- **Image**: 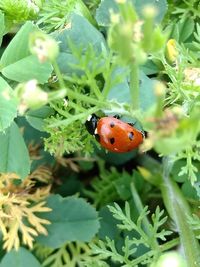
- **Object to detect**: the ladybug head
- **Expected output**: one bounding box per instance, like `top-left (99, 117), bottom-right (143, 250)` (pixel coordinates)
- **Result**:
top-left (85, 114), bottom-right (99, 135)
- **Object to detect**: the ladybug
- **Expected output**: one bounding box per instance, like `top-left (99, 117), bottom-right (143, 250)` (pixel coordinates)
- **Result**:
top-left (85, 114), bottom-right (144, 153)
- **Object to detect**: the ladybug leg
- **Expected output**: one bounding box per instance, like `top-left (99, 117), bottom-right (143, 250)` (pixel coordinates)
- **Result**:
top-left (113, 114), bottom-right (120, 119)
top-left (128, 122), bottom-right (135, 127)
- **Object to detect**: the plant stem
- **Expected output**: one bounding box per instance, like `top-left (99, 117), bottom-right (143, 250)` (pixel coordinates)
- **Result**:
top-left (130, 182), bottom-right (159, 249)
top-left (129, 63), bottom-right (139, 109)
top-left (49, 106), bottom-right (99, 128)
top-left (52, 60), bottom-right (66, 89)
top-left (161, 156), bottom-right (200, 267)
top-left (67, 89), bottom-right (106, 107)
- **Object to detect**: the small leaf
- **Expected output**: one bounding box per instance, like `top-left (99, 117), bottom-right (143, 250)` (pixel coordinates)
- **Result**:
top-left (178, 17), bottom-right (194, 42)
top-left (36, 195), bottom-right (100, 248)
top-left (0, 21), bottom-right (52, 83)
top-left (0, 122), bottom-right (30, 179)
top-left (0, 77), bottom-right (17, 131)
top-left (0, 247), bottom-right (41, 267)
top-left (2, 55), bottom-right (52, 84)
top-left (0, 22), bottom-right (36, 67)
top-left (26, 106), bottom-right (54, 132)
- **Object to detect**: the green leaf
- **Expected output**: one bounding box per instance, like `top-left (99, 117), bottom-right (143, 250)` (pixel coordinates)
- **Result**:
top-left (0, 11), bottom-right (5, 46)
top-left (0, 22), bottom-right (35, 67)
top-left (26, 106), bottom-right (54, 132)
top-left (178, 17), bottom-right (194, 42)
top-left (1, 55), bottom-right (52, 83)
top-left (95, 0), bottom-right (118, 26)
top-left (0, 77), bottom-right (17, 131)
top-left (56, 52), bottom-right (83, 76)
top-left (141, 59), bottom-right (159, 75)
top-left (108, 70), bottom-right (156, 111)
top-left (98, 206), bottom-right (119, 240)
top-left (0, 21), bottom-right (52, 83)
top-left (0, 247), bottom-right (41, 267)
top-left (0, 122), bottom-right (30, 179)
top-left (133, 0), bottom-right (168, 24)
top-left (95, 0), bottom-right (167, 26)
top-left (36, 195), bottom-right (100, 248)
top-left (54, 13), bottom-right (107, 54)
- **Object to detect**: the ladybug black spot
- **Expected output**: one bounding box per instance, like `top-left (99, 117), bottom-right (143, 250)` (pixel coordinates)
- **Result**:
top-left (110, 137), bottom-right (115, 145)
top-left (110, 122), bottom-right (115, 128)
top-left (128, 132), bottom-right (134, 141)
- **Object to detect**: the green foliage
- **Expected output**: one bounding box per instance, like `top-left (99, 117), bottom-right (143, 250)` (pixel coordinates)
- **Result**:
top-left (0, 247), bottom-right (41, 267)
top-left (37, 0), bottom-right (95, 32)
top-left (36, 195), bottom-right (100, 248)
top-left (0, 122), bottom-right (30, 179)
top-left (0, 22), bottom-right (52, 83)
top-left (0, 0), bottom-right (200, 266)
top-left (0, 0), bottom-right (42, 25)
top-left (34, 241), bottom-right (108, 267)
top-left (188, 213), bottom-right (200, 239)
top-left (0, 77), bottom-right (17, 131)
top-left (91, 202), bottom-right (172, 266)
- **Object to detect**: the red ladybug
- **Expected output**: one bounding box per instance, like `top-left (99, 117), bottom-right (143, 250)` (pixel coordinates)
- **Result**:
top-left (85, 114), bottom-right (144, 153)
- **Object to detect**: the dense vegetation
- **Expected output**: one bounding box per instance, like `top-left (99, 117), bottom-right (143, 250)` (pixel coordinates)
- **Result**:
top-left (0, 0), bottom-right (200, 266)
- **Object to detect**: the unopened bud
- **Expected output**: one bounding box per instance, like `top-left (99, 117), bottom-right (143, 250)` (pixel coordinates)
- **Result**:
top-left (29, 32), bottom-right (59, 63)
top-left (142, 5), bottom-right (157, 19)
top-left (16, 79), bottom-right (48, 114)
top-left (151, 252), bottom-right (186, 267)
top-left (154, 82), bottom-right (166, 96)
top-left (166, 39), bottom-right (178, 63)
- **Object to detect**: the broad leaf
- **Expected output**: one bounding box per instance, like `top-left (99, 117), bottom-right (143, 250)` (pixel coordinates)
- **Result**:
top-left (2, 55), bottom-right (52, 83)
top-left (0, 122), bottom-right (30, 179)
top-left (96, 0), bottom-right (167, 26)
top-left (54, 13), bottom-right (106, 53)
top-left (36, 194), bottom-right (100, 248)
top-left (0, 247), bottom-right (41, 267)
top-left (0, 77), bottom-right (17, 131)
top-left (26, 106), bottom-right (54, 132)
top-left (0, 22), bottom-right (52, 83)
top-left (108, 69), bottom-right (156, 111)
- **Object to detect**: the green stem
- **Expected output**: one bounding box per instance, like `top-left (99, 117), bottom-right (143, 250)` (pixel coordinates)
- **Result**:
top-left (130, 63), bottom-right (139, 109)
top-left (49, 106), bottom-right (99, 128)
top-left (160, 156), bottom-right (200, 267)
top-left (52, 60), bottom-right (66, 89)
top-left (67, 89), bottom-right (106, 107)
top-left (159, 237), bottom-right (180, 252)
top-left (130, 183), bottom-right (159, 249)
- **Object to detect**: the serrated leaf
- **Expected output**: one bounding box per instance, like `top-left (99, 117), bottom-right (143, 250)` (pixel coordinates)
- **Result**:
top-left (0, 77), bottom-right (17, 131)
top-left (0, 122), bottom-right (30, 179)
top-left (0, 22), bottom-right (52, 83)
top-left (26, 106), bottom-right (54, 132)
top-left (0, 247), bottom-right (41, 267)
top-left (36, 195), bottom-right (100, 248)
